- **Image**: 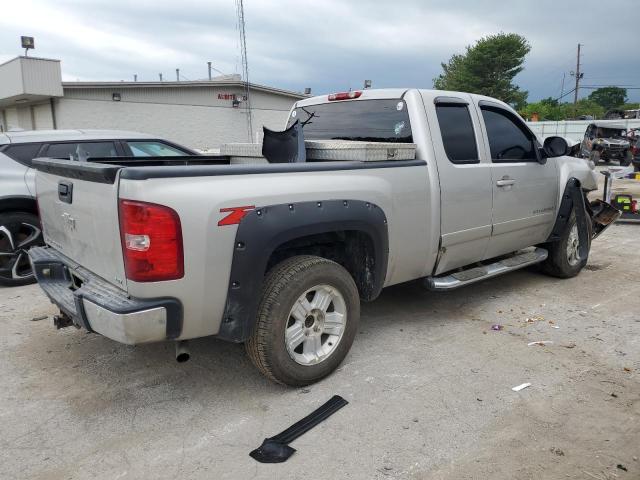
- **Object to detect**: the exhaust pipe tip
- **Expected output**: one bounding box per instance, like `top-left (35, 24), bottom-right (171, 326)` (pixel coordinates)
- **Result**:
top-left (176, 352), bottom-right (190, 363)
top-left (175, 341), bottom-right (190, 363)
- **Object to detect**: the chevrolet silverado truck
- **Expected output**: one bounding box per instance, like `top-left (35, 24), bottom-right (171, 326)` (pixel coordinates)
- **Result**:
top-left (29, 89), bottom-right (618, 386)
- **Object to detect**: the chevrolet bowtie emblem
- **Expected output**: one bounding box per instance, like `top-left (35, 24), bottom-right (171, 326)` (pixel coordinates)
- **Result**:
top-left (61, 212), bottom-right (76, 231)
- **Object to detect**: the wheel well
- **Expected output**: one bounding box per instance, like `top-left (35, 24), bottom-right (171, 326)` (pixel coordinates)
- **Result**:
top-left (267, 230), bottom-right (380, 301)
top-left (0, 197), bottom-right (37, 215)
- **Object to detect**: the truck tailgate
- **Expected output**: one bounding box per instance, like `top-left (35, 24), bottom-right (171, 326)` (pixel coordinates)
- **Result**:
top-left (35, 163), bottom-right (127, 290)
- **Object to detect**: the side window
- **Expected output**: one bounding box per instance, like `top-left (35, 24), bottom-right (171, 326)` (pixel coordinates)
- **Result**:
top-left (481, 107), bottom-right (537, 161)
top-left (45, 142), bottom-right (118, 161)
top-left (127, 141), bottom-right (189, 157)
top-left (435, 104), bottom-right (479, 164)
top-left (2, 143), bottom-right (43, 167)
top-left (585, 126), bottom-right (594, 139)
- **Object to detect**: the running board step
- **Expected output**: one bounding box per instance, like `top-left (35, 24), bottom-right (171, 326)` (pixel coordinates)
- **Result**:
top-left (425, 247), bottom-right (548, 290)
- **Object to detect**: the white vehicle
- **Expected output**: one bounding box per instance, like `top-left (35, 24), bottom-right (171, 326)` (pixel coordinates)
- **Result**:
top-left (29, 89), bottom-right (618, 386)
top-left (0, 129), bottom-right (196, 285)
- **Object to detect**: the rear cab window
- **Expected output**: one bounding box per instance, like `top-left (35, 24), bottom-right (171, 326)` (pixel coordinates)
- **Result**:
top-left (287, 99), bottom-right (413, 143)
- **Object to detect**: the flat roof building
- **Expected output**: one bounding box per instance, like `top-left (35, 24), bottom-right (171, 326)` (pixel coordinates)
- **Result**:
top-left (0, 56), bottom-right (306, 150)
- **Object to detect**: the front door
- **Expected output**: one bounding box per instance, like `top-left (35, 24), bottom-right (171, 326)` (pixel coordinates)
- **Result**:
top-left (477, 103), bottom-right (558, 259)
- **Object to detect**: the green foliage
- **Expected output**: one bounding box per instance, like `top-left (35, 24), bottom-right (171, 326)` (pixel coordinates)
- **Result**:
top-left (587, 87), bottom-right (628, 110)
top-left (433, 33), bottom-right (531, 109)
top-left (519, 99), bottom-right (605, 121)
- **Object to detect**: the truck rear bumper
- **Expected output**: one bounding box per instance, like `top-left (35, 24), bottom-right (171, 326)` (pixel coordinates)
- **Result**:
top-left (29, 246), bottom-right (183, 345)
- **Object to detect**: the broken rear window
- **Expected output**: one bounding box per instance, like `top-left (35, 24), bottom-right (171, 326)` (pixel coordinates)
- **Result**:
top-left (287, 99), bottom-right (413, 143)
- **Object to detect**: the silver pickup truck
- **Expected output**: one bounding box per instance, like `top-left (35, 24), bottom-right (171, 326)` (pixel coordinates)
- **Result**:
top-left (29, 88), bottom-right (618, 386)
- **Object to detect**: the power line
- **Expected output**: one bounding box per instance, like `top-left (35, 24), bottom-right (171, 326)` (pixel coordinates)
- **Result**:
top-left (581, 86), bottom-right (640, 90)
top-left (554, 87), bottom-right (576, 102)
top-left (581, 84), bottom-right (640, 88)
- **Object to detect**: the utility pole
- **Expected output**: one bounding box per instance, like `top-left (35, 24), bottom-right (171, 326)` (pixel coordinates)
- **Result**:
top-left (573, 43), bottom-right (582, 105)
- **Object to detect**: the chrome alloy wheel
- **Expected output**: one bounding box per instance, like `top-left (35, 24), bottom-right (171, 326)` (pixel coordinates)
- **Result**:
top-left (566, 223), bottom-right (581, 267)
top-left (0, 222), bottom-right (42, 282)
top-left (284, 284), bottom-right (347, 365)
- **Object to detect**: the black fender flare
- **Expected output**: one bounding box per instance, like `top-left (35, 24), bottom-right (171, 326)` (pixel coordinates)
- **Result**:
top-left (545, 178), bottom-right (589, 259)
top-left (217, 199), bottom-right (389, 342)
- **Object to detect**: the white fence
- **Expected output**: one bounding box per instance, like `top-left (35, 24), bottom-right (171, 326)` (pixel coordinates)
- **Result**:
top-left (526, 119), bottom-right (640, 141)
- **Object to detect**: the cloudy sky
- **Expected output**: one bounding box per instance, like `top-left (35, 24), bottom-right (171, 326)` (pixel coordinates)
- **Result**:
top-left (1, 0), bottom-right (638, 102)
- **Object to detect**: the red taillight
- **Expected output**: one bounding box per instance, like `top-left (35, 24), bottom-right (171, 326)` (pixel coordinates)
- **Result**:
top-left (118, 199), bottom-right (183, 282)
top-left (328, 91), bottom-right (362, 101)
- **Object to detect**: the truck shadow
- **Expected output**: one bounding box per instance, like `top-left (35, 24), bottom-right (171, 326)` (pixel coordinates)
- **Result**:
top-left (18, 266), bottom-right (560, 401)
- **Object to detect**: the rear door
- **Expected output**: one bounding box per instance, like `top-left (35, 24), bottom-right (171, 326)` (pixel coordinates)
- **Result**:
top-left (476, 101), bottom-right (558, 259)
top-left (421, 92), bottom-right (493, 274)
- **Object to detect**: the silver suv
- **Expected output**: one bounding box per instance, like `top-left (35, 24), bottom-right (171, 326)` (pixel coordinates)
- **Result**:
top-left (0, 129), bottom-right (195, 286)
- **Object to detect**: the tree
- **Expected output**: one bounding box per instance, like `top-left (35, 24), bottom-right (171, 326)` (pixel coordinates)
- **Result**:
top-left (434, 33), bottom-right (531, 109)
top-left (587, 87), bottom-right (627, 111)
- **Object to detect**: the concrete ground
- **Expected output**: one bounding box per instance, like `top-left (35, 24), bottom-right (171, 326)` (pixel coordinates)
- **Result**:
top-left (1, 174), bottom-right (639, 480)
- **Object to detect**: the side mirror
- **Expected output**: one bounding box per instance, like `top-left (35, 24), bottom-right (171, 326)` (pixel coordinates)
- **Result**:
top-left (542, 136), bottom-right (569, 158)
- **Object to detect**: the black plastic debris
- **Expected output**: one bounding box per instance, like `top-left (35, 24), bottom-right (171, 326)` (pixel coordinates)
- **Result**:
top-left (250, 395), bottom-right (348, 463)
top-left (261, 120), bottom-right (306, 164)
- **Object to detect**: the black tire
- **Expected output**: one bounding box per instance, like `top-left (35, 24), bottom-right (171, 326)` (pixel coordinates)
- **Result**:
top-left (620, 151), bottom-right (632, 167)
top-left (589, 150), bottom-right (600, 164)
top-left (0, 211), bottom-right (43, 287)
top-left (540, 212), bottom-right (590, 278)
top-left (246, 255), bottom-right (360, 386)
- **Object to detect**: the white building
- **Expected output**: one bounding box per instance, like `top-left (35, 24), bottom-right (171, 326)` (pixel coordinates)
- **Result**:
top-left (0, 56), bottom-right (306, 150)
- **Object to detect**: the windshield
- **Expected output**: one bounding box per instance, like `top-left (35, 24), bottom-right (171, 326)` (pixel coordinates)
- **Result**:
top-left (286, 99), bottom-right (413, 143)
top-left (596, 128), bottom-right (626, 138)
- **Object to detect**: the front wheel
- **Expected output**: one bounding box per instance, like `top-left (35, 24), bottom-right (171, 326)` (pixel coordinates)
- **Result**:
top-left (540, 212), bottom-right (590, 278)
top-left (246, 255), bottom-right (360, 386)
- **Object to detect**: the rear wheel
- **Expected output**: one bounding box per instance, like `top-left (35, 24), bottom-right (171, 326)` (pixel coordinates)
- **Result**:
top-left (246, 255), bottom-right (360, 386)
top-left (541, 212), bottom-right (589, 278)
top-left (0, 212), bottom-right (43, 287)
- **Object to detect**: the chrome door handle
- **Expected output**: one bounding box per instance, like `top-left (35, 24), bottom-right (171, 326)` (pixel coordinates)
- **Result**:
top-left (496, 178), bottom-right (515, 187)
